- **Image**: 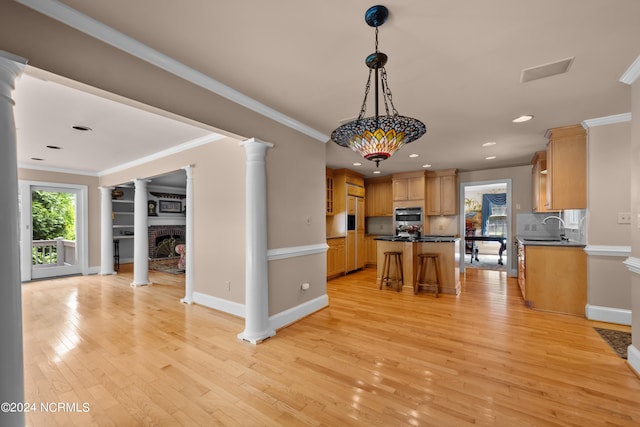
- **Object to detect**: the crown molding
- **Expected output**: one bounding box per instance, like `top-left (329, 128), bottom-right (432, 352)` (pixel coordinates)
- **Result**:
top-left (16, 0), bottom-right (329, 143)
top-left (581, 113), bottom-right (632, 129)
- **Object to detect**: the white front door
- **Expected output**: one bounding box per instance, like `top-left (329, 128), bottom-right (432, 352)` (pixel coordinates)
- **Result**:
top-left (19, 181), bottom-right (88, 281)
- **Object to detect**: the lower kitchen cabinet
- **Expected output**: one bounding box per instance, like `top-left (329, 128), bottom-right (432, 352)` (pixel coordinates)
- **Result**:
top-left (520, 244), bottom-right (587, 316)
top-left (365, 235), bottom-right (378, 267)
top-left (327, 238), bottom-right (346, 279)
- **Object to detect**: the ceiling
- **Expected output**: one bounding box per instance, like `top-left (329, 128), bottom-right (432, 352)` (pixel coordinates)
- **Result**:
top-left (11, 0), bottom-right (640, 180)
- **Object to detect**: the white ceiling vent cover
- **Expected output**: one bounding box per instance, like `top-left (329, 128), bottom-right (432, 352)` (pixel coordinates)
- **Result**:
top-left (520, 57), bottom-right (575, 83)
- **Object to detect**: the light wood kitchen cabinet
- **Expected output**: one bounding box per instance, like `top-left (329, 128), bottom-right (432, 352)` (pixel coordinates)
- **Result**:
top-left (365, 176), bottom-right (393, 216)
top-left (531, 151), bottom-right (556, 213)
top-left (426, 169), bottom-right (457, 215)
top-left (365, 235), bottom-right (378, 266)
top-left (326, 168), bottom-right (334, 215)
top-left (545, 125), bottom-right (587, 210)
top-left (392, 171), bottom-right (426, 201)
top-left (519, 244), bottom-right (587, 316)
top-left (326, 238), bottom-right (346, 279)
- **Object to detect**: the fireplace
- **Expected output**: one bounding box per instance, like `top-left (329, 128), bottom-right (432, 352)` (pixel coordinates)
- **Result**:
top-left (148, 225), bottom-right (185, 259)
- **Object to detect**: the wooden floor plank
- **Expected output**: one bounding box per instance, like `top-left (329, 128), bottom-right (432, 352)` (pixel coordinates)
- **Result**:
top-left (20, 265), bottom-right (640, 426)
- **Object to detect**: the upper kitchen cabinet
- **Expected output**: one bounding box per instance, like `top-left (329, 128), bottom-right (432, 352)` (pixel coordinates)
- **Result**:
top-left (545, 125), bottom-right (587, 210)
top-left (531, 151), bottom-right (556, 213)
top-left (426, 169), bottom-right (458, 216)
top-left (326, 168), bottom-right (335, 215)
top-left (365, 176), bottom-right (393, 217)
top-left (392, 171), bottom-right (426, 202)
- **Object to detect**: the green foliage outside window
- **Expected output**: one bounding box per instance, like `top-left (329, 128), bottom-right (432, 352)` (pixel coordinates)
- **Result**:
top-left (31, 190), bottom-right (76, 241)
top-left (31, 191), bottom-right (76, 265)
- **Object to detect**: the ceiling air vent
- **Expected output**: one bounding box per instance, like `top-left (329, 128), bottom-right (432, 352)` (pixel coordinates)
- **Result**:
top-left (520, 57), bottom-right (575, 83)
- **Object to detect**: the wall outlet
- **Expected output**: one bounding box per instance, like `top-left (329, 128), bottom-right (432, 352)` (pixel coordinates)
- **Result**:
top-left (618, 212), bottom-right (631, 224)
top-left (301, 282), bottom-right (310, 291)
top-left (225, 280), bottom-right (230, 291)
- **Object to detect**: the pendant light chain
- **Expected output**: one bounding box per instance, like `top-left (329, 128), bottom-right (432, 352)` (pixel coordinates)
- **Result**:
top-left (380, 68), bottom-right (399, 116)
top-left (357, 69), bottom-right (373, 120)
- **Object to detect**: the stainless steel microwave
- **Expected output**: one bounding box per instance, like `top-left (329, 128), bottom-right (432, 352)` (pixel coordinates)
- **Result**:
top-left (394, 207), bottom-right (423, 223)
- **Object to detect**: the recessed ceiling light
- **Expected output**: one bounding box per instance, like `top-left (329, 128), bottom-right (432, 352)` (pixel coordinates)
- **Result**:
top-left (422, 164), bottom-right (432, 168)
top-left (485, 156), bottom-right (497, 160)
top-left (373, 170), bottom-right (381, 174)
top-left (353, 162), bottom-right (362, 166)
top-left (46, 145), bottom-right (61, 150)
top-left (512, 115), bottom-right (533, 123)
top-left (72, 125), bottom-right (92, 131)
top-left (482, 142), bottom-right (496, 147)
top-left (409, 153), bottom-right (419, 158)
top-left (31, 157), bottom-right (44, 161)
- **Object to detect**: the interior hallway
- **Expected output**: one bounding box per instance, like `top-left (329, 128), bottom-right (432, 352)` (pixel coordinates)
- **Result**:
top-left (21, 266), bottom-right (639, 426)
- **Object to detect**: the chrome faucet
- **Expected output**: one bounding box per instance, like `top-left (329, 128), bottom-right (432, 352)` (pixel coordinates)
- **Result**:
top-left (542, 215), bottom-right (566, 227)
top-left (542, 215), bottom-right (567, 239)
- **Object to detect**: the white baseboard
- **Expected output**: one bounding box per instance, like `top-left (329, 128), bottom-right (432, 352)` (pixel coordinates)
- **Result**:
top-left (191, 291), bottom-right (329, 332)
top-left (193, 292), bottom-right (245, 318)
top-left (269, 294), bottom-right (329, 331)
top-left (628, 345), bottom-right (640, 376)
top-left (585, 304), bottom-right (632, 325)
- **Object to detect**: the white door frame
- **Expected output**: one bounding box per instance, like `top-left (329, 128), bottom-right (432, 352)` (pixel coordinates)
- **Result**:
top-left (458, 179), bottom-right (515, 277)
top-left (19, 180), bottom-right (89, 281)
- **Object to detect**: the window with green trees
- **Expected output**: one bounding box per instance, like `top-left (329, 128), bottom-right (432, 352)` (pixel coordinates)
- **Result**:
top-left (31, 190), bottom-right (76, 265)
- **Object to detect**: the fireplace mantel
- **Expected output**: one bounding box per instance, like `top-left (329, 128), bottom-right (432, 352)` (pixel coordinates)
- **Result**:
top-left (148, 216), bottom-right (185, 226)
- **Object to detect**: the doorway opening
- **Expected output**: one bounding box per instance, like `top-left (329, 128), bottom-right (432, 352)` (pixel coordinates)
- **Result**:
top-left (19, 181), bottom-right (88, 281)
top-left (460, 180), bottom-right (511, 274)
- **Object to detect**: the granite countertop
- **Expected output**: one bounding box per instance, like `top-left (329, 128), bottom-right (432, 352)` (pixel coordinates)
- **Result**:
top-left (375, 235), bottom-right (459, 243)
top-left (517, 237), bottom-right (586, 247)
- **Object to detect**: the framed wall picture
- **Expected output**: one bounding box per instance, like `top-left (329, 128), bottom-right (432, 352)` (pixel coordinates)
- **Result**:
top-left (159, 200), bottom-right (182, 213)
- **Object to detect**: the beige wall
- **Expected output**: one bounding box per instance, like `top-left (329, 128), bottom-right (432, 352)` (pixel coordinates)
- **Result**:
top-left (586, 122), bottom-right (631, 311)
top-left (587, 123), bottom-right (631, 245)
top-left (17, 169), bottom-right (101, 268)
top-left (3, 1), bottom-right (328, 321)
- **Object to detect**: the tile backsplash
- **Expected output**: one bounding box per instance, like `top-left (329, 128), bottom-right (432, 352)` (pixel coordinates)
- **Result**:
top-left (516, 209), bottom-right (586, 243)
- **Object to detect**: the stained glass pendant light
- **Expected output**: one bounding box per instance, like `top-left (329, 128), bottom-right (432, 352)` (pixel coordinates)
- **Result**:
top-left (331, 5), bottom-right (426, 167)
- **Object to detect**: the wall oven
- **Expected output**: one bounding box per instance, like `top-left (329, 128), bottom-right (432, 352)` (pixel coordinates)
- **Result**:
top-left (394, 207), bottom-right (423, 236)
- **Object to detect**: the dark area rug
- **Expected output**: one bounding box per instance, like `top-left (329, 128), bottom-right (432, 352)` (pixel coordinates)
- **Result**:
top-left (149, 264), bottom-right (184, 275)
top-left (594, 327), bottom-right (632, 359)
top-left (464, 254), bottom-right (506, 271)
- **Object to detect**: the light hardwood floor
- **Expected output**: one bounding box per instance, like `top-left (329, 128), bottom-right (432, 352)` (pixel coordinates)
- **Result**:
top-left (20, 265), bottom-right (639, 426)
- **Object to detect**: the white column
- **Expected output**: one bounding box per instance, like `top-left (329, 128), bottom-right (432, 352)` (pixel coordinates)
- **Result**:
top-left (181, 165), bottom-right (195, 304)
top-left (99, 186), bottom-right (115, 275)
top-left (238, 138), bottom-right (275, 344)
top-left (0, 50), bottom-right (26, 427)
top-left (132, 178), bottom-right (150, 286)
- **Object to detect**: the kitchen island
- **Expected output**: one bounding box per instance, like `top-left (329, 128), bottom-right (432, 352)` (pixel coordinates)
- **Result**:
top-left (375, 236), bottom-right (461, 295)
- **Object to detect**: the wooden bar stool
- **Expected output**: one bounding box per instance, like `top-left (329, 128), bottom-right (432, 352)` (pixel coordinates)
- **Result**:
top-left (415, 253), bottom-right (441, 297)
top-left (380, 251), bottom-right (403, 291)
